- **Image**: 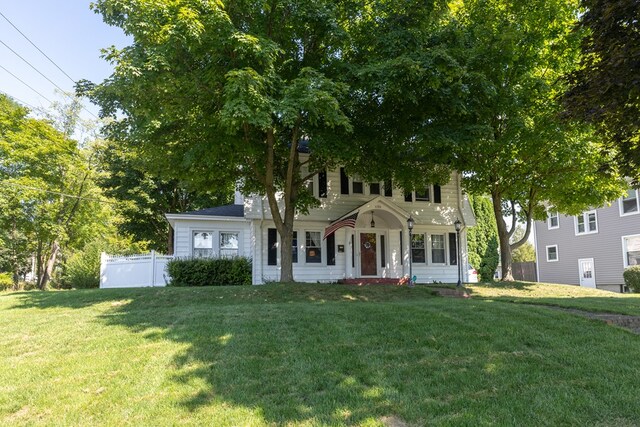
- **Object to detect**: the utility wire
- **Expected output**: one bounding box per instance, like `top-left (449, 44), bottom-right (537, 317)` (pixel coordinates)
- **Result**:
top-left (0, 10), bottom-right (76, 85)
top-left (0, 35), bottom-right (99, 119)
top-left (0, 39), bottom-right (68, 94)
top-left (0, 63), bottom-right (53, 103)
top-left (0, 89), bottom-right (36, 109)
top-left (0, 181), bottom-right (118, 206)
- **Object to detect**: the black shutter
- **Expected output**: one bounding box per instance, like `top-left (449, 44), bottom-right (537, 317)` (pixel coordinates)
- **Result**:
top-left (434, 185), bottom-right (441, 203)
top-left (449, 233), bottom-right (457, 265)
top-left (340, 168), bottom-right (349, 194)
top-left (319, 170), bottom-right (327, 198)
top-left (351, 234), bottom-right (355, 268)
top-left (404, 190), bottom-right (413, 202)
top-left (400, 231), bottom-right (403, 265)
top-left (268, 228), bottom-right (278, 265)
top-left (327, 233), bottom-right (336, 265)
top-left (380, 234), bottom-right (386, 268)
top-left (384, 180), bottom-right (393, 197)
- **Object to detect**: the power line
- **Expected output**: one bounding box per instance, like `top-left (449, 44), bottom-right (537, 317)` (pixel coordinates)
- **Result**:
top-left (0, 63), bottom-right (53, 104)
top-left (0, 89), bottom-right (36, 109)
top-left (0, 181), bottom-right (118, 206)
top-left (0, 38), bottom-right (68, 94)
top-left (0, 37), bottom-right (99, 119)
top-left (0, 10), bottom-right (76, 85)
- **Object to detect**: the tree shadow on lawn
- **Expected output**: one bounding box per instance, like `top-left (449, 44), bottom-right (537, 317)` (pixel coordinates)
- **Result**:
top-left (11, 286), bottom-right (640, 425)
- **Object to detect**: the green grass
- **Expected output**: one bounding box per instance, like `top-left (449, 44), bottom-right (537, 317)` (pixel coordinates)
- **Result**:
top-left (469, 281), bottom-right (640, 315)
top-left (1, 283), bottom-right (640, 426)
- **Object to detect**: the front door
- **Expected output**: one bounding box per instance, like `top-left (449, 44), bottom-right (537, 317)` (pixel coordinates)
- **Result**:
top-left (360, 233), bottom-right (377, 276)
top-left (578, 258), bottom-right (596, 288)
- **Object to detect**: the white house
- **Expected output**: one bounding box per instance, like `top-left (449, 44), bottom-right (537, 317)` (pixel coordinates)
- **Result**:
top-left (165, 169), bottom-right (476, 284)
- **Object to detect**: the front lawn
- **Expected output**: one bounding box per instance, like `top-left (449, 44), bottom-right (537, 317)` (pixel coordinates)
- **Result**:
top-left (469, 281), bottom-right (640, 315)
top-left (1, 283), bottom-right (640, 425)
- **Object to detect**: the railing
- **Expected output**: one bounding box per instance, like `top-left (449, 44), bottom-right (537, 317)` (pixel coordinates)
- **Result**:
top-left (100, 251), bottom-right (173, 288)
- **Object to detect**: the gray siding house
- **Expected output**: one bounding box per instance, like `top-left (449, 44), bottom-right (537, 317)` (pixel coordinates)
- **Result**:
top-left (534, 189), bottom-right (640, 293)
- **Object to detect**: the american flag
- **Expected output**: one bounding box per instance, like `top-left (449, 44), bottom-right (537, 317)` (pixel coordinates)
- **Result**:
top-left (323, 212), bottom-right (358, 239)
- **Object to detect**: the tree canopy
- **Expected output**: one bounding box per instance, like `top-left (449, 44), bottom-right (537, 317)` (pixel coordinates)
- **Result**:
top-left (563, 0), bottom-right (640, 182)
top-left (83, 0), bottom-right (454, 282)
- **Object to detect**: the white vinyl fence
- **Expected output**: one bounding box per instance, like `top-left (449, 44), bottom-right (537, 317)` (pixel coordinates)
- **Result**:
top-left (100, 251), bottom-right (173, 288)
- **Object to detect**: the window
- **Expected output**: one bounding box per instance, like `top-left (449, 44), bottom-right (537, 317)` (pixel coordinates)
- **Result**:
top-left (548, 212), bottom-right (559, 229)
top-left (546, 245), bottom-right (558, 262)
top-left (306, 231), bottom-right (322, 263)
top-left (369, 183), bottom-right (380, 195)
top-left (411, 234), bottom-right (426, 263)
top-left (623, 235), bottom-right (640, 267)
top-left (193, 231), bottom-right (214, 257)
top-left (415, 188), bottom-right (430, 201)
top-left (384, 180), bottom-right (393, 197)
top-left (620, 189), bottom-right (639, 216)
top-left (352, 179), bottom-right (364, 194)
top-left (431, 234), bottom-right (446, 264)
top-left (220, 232), bottom-right (239, 257)
top-left (575, 210), bottom-right (598, 235)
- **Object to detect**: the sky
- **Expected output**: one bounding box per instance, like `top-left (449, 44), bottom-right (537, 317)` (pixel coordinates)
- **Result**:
top-left (0, 1), bottom-right (130, 120)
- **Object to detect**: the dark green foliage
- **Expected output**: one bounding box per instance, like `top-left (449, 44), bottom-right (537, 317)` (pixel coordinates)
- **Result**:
top-left (563, 0), bottom-right (640, 182)
top-left (623, 266), bottom-right (640, 293)
top-left (167, 257), bottom-right (252, 287)
top-left (468, 195), bottom-right (500, 282)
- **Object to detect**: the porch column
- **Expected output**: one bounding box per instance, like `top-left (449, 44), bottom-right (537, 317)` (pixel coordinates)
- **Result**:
top-left (403, 227), bottom-right (411, 277)
top-left (345, 228), bottom-right (354, 278)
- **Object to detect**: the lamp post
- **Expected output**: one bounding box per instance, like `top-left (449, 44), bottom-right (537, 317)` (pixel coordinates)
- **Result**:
top-left (407, 216), bottom-right (414, 287)
top-left (454, 218), bottom-right (462, 287)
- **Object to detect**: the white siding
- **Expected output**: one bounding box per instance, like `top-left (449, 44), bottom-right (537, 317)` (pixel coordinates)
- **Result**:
top-left (173, 218), bottom-right (251, 258)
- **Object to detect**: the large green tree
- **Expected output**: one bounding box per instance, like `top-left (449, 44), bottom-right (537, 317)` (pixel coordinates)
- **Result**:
top-left (96, 139), bottom-right (232, 253)
top-left (0, 95), bottom-right (108, 288)
top-left (82, 0), bottom-right (451, 282)
top-left (447, 0), bottom-right (625, 280)
top-left (563, 0), bottom-right (640, 182)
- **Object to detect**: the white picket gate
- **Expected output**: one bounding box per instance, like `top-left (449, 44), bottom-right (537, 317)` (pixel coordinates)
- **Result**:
top-left (100, 251), bottom-right (173, 288)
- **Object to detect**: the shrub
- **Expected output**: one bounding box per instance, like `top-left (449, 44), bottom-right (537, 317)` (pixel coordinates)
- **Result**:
top-left (0, 273), bottom-right (13, 291)
top-left (623, 266), bottom-right (640, 293)
top-left (167, 257), bottom-right (252, 287)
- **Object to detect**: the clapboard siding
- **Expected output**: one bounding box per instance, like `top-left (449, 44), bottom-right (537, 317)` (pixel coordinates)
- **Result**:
top-left (535, 198), bottom-right (640, 290)
top-left (173, 219), bottom-right (251, 258)
top-left (244, 171), bottom-right (474, 227)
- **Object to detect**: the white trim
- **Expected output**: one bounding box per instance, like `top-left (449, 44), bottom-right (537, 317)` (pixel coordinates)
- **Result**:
top-left (574, 210), bottom-right (598, 236)
top-left (621, 234), bottom-right (640, 268)
top-left (545, 244), bottom-right (559, 262)
top-left (619, 189), bottom-right (640, 217)
top-left (578, 258), bottom-right (596, 288)
top-left (429, 233), bottom-right (447, 265)
top-left (547, 211), bottom-right (559, 230)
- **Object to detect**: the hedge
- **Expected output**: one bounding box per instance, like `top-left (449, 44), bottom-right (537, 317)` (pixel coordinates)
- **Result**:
top-left (623, 266), bottom-right (640, 293)
top-left (167, 257), bottom-right (252, 287)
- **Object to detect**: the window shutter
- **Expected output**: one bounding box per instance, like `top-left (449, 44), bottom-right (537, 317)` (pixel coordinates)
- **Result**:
top-left (267, 228), bottom-right (277, 265)
top-left (384, 180), bottom-right (393, 197)
top-left (327, 233), bottom-right (336, 265)
top-left (434, 185), bottom-right (441, 203)
top-left (449, 233), bottom-right (457, 265)
top-left (319, 170), bottom-right (327, 198)
top-left (340, 168), bottom-right (349, 195)
top-left (400, 231), bottom-right (403, 265)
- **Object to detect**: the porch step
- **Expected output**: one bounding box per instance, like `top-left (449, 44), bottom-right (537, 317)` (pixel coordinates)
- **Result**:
top-left (338, 278), bottom-right (400, 285)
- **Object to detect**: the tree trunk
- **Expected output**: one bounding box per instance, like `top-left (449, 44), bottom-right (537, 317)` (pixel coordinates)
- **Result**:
top-left (39, 241), bottom-right (60, 290)
top-left (36, 239), bottom-right (43, 286)
top-left (491, 192), bottom-right (514, 281)
top-left (167, 227), bottom-right (174, 255)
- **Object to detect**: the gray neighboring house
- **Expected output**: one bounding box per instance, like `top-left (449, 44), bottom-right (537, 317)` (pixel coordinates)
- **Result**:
top-left (534, 189), bottom-right (640, 293)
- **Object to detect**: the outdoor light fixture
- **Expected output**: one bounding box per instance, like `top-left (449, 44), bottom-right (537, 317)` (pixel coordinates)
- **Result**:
top-left (370, 212), bottom-right (376, 228)
top-left (454, 218), bottom-right (462, 287)
top-left (407, 216), bottom-right (414, 287)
